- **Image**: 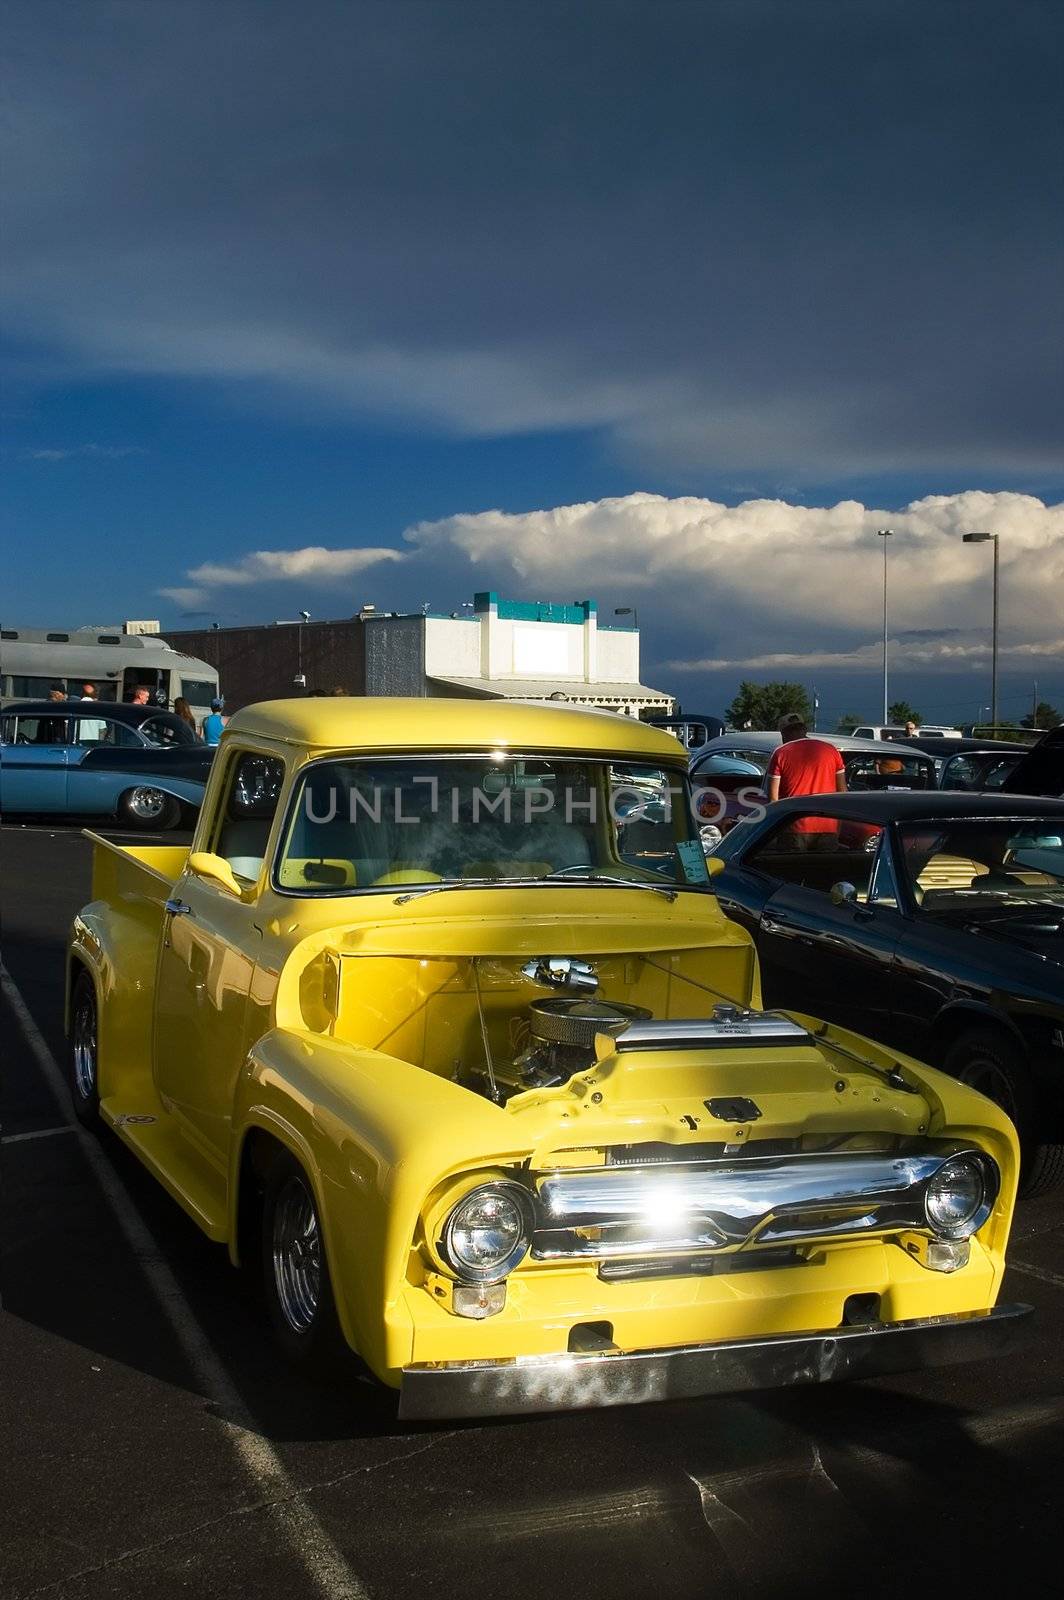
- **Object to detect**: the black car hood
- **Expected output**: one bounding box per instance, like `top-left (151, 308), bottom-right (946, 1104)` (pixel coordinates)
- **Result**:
top-left (78, 745), bottom-right (215, 782)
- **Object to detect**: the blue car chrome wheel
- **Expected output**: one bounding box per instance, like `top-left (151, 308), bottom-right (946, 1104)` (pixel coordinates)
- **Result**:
top-left (118, 786), bottom-right (181, 830)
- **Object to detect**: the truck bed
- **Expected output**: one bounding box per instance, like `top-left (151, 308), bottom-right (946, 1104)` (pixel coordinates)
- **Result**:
top-left (86, 831), bottom-right (190, 904)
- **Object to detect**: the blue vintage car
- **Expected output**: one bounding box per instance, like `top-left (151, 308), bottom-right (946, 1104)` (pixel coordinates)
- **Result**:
top-left (0, 700), bottom-right (214, 829)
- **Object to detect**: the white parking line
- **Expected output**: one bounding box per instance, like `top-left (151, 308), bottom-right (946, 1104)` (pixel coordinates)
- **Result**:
top-left (1008, 1259), bottom-right (1064, 1291)
top-left (0, 961), bottom-right (369, 1600)
top-left (2, 1124), bottom-right (78, 1144)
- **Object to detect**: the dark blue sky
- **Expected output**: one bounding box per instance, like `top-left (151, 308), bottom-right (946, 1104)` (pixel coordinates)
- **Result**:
top-left (3, 0), bottom-right (1062, 723)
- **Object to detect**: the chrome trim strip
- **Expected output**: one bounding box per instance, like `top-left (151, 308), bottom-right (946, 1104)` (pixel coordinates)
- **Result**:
top-left (531, 1148), bottom-right (996, 1260)
top-left (613, 1013), bottom-right (812, 1050)
top-left (398, 1303), bottom-right (1032, 1420)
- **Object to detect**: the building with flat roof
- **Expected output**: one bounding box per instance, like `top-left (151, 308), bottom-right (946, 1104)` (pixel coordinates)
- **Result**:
top-left (163, 592), bottom-right (672, 716)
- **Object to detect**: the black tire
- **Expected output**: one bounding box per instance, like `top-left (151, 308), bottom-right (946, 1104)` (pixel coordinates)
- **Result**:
top-left (117, 786), bottom-right (181, 831)
top-left (68, 969), bottom-right (101, 1128)
top-left (261, 1150), bottom-right (349, 1375)
top-left (943, 1027), bottom-right (1064, 1198)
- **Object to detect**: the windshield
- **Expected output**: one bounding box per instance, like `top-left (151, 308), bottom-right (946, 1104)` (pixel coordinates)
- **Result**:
top-left (138, 713), bottom-right (197, 747)
top-left (275, 754), bottom-right (710, 895)
top-left (844, 751), bottom-right (933, 791)
top-left (940, 753), bottom-right (1020, 792)
top-left (898, 819), bottom-right (1064, 914)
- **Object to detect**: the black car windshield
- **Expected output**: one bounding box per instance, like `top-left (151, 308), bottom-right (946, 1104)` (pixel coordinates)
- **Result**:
top-left (898, 820), bottom-right (1064, 914)
top-left (138, 713), bottom-right (198, 747)
top-left (275, 754), bottom-right (710, 895)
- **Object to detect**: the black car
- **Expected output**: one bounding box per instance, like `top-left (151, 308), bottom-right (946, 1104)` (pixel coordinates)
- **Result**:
top-left (0, 699), bottom-right (215, 828)
top-left (710, 792), bottom-right (1064, 1193)
top-left (999, 725), bottom-right (1064, 797)
top-left (890, 735), bottom-right (1026, 790)
top-left (937, 745), bottom-right (1025, 792)
top-left (644, 712), bottom-right (726, 750)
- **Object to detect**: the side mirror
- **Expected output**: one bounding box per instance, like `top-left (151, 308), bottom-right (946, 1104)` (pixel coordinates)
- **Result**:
top-left (830, 880), bottom-right (858, 906)
top-left (188, 850), bottom-right (246, 898)
top-left (705, 856), bottom-right (726, 878)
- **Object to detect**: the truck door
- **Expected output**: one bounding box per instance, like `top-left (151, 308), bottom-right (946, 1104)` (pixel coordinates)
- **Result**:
top-left (153, 748), bottom-right (286, 1168)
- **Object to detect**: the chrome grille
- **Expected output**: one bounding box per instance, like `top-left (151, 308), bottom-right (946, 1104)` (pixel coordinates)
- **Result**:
top-left (531, 1148), bottom-right (981, 1261)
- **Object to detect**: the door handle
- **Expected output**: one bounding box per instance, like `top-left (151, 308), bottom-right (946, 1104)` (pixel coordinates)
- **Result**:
top-left (165, 897), bottom-right (192, 917)
top-left (762, 911), bottom-right (813, 944)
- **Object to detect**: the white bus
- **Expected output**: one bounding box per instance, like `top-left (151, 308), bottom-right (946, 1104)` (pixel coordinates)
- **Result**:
top-left (0, 626), bottom-right (220, 721)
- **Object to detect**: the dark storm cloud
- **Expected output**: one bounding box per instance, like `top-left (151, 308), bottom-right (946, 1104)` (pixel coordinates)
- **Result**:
top-left (3, 0), bottom-right (1062, 474)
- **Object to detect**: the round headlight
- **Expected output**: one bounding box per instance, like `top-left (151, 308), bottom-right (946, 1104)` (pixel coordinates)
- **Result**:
top-left (441, 1182), bottom-right (534, 1282)
top-left (924, 1153), bottom-right (996, 1240)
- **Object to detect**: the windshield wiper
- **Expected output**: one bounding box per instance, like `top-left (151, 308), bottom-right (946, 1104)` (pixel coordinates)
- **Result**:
top-left (394, 873), bottom-right (678, 904)
top-left (393, 877), bottom-right (508, 903)
top-left (539, 870), bottom-right (678, 901)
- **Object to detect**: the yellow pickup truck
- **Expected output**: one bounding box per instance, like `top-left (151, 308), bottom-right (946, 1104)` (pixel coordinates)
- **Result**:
top-left (67, 698), bottom-right (1028, 1419)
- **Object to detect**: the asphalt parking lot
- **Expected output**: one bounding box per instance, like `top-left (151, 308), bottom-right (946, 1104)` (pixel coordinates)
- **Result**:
top-left (3, 819), bottom-right (1063, 1600)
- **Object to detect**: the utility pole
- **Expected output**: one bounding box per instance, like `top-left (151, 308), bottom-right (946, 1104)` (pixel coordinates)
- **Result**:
top-left (962, 532), bottom-right (1000, 729)
top-left (875, 529), bottom-right (893, 722)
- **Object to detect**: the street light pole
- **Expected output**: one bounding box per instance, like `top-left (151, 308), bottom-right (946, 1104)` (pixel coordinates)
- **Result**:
top-left (875, 529), bottom-right (893, 723)
top-left (962, 531), bottom-right (999, 728)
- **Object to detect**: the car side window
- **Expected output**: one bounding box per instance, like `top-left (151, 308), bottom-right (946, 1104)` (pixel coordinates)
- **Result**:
top-left (941, 755), bottom-right (977, 790)
top-left (139, 715), bottom-right (186, 746)
top-left (745, 815), bottom-right (883, 898)
top-left (985, 758), bottom-right (1017, 789)
top-left (74, 716), bottom-right (137, 746)
top-left (846, 754), bottom-right (932, 791)
top-left (11, 715), bottom-right (72, 745)
top-left (867, 834), bottom-right (901, 908)
top-left (213, 752), bottom-right (286, 884)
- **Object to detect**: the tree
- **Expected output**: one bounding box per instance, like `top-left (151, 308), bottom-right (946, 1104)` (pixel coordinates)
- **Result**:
top-left (836, 711), bottom-right (861, 733)
top-left (1021, 701), bottom-right (1061, 730)
top-left (725, 681), bottom-right (813, 731)
top-left (888, 701), bottom-right (920, 726)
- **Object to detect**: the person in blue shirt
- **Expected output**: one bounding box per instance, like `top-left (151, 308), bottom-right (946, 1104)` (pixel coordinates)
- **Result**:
top-left (201, 697), bottom-right (227, 746)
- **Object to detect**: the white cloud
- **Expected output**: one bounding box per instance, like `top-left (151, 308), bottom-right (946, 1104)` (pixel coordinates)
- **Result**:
top-left (665, 636), bottom-right (1064, 674)
top-left (406, 489), bottom-right (1064, 646)
top-left (157, 585), bottom-right (208, 608)
top-left (171, 544), bottom-right (407, 592)
top-left (28, 443), bottom-right (145, 461)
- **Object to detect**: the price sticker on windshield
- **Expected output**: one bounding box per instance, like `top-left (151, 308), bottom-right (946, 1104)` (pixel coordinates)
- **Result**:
top-left (677, 839), bottom-right (712, 884)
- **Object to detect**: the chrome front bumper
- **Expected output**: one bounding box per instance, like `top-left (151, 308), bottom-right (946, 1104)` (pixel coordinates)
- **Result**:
top-left (398, 1303), bottom-right (1032, 1421)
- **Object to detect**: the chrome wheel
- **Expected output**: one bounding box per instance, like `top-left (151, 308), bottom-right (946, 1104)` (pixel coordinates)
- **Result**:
top-left (72, 987), bottom-right (97, 1101)
top-left (272, 1175), bottom-right (322, 1334)
top-left (128, 786), bottom-right (167, 822)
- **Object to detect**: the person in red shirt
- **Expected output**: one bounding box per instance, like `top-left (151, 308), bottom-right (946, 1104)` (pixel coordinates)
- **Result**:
top-left (766, 713), bottom-right (846, 848)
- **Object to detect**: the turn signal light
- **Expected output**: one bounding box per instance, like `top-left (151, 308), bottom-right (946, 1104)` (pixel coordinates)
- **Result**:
top-left (453, 1283), bottom-right (507, 1319)
top-left (926, 1239), bottom-right (970, 1273)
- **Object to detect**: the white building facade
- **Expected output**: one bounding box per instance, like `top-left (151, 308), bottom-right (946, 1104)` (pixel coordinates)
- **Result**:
top-left (364, 592), bottom-right (672, 717)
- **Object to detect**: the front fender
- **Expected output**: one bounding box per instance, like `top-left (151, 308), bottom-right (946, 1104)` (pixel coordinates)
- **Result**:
top-left (789, 1011), bottom-right (1022, 1288)
top-left (233, 1029), bottom-right (528, 1380)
